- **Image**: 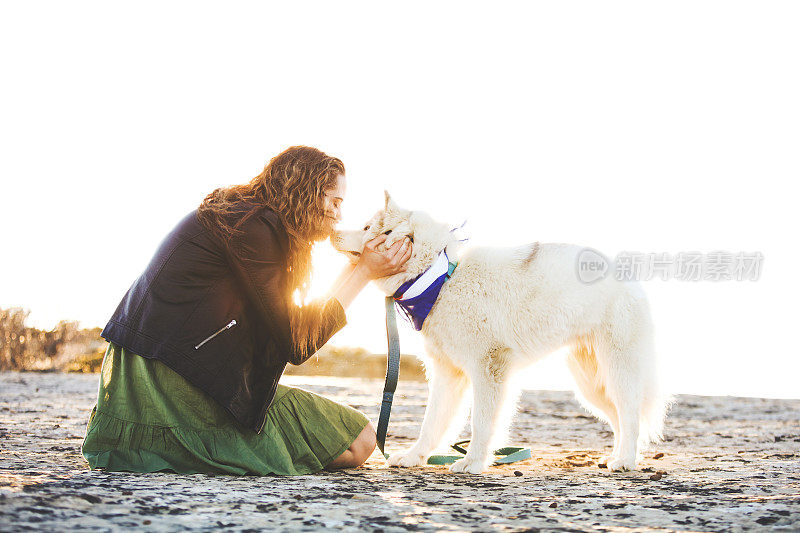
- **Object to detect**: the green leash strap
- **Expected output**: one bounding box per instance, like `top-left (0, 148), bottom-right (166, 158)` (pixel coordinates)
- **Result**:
top-left (376, 296), bottom-right (401, 455)
top-left (385, 439), bottom-right (532, 466)
top-left (425, 439), bottom-right (532, 466)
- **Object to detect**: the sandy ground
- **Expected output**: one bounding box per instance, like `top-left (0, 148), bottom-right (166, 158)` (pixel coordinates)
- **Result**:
top-left (1, 372), bottom-right (799, 532)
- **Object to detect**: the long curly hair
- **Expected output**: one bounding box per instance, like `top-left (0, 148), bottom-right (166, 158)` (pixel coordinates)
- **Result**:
top-left (197, 146), bottom-right (344, 300)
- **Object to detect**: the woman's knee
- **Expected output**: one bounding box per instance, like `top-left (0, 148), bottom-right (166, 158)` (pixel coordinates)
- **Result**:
top-left (351, 420), bottom-right (376, 462)
top-left (324, 420), bottom-right (376, 470)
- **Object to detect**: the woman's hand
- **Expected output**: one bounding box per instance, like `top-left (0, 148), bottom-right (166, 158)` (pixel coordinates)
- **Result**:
top-left (327, 234), bottom-right (412, 311)
top-left (355, 234), bottom-right (412, 280)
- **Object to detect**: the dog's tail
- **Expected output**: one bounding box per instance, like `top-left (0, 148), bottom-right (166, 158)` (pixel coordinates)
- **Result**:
top-left (634, 302), bottom-right (674, 447)
top-left (639, 383), bottom-right (674, 447)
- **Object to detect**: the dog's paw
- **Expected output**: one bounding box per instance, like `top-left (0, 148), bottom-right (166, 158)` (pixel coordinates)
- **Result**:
top-left (386, 449), bottom-right (427, 468)
top-left (449, 456), bottom-right (489, 474)
top-left (607, 456), bottom-right (637, 472)
top-left (599, 454), bottom-right (617, 467)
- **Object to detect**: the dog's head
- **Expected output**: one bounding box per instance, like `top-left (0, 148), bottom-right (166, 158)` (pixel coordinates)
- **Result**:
top-left (331, 191), bottom-right (460, 294)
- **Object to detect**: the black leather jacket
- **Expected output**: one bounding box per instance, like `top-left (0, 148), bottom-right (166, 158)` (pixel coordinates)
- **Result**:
top-left (101, 204), bottom-right (346, 433)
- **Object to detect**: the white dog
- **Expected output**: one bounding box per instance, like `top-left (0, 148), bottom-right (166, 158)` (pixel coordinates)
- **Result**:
top-left (332, 193), bottom-right (669, 474)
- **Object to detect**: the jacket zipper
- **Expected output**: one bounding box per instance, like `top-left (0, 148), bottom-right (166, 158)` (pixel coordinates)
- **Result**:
top-left (194, 319), bottom-right (237, 350)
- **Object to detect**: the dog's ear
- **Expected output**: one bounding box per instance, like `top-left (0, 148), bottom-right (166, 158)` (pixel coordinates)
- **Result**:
top-left (384, 190), bottom-right (402, 213)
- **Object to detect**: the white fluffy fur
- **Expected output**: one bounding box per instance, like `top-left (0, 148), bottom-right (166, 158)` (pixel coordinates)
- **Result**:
top-left (331, 193), bottom-right (670, 474)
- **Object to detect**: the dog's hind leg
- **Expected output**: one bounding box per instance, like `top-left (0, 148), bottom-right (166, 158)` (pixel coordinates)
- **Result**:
top-left (609, 292), bottom-right (668, 472)
top-left (566, 335), bottom-right (621, 465)
top-left (450, 348), bottom-right (517, 474)
top-left (604, 351), bottom-right (643, 472)
top-left (596, 295), bottom-right (656, 472)
top-left (387, 357), bottom-right (470, 468)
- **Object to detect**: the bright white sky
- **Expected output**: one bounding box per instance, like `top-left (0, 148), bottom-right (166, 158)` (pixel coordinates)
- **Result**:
top-left (1, 2), bottom-right (797, 399)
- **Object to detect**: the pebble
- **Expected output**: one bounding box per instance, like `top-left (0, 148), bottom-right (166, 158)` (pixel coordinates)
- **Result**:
top-left (653, 452), bottom-right (665, 459)
top-left (514, 471), bottom-right (523, 477)
top-left (649, 472), bottom-right (663, 481)
top-left (549, 502), bottom-right (558, 508)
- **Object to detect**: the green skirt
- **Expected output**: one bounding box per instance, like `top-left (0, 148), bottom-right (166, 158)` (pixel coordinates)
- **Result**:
top-left (82, 343), bottom-right (370, 476)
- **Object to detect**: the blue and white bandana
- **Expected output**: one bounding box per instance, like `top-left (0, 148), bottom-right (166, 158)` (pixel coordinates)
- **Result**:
top-left (392, 250), bottom-right (458, 331)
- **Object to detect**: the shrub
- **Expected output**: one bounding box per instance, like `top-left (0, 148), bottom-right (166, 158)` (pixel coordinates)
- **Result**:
top-left (0, 307), bottom-right (105, 371)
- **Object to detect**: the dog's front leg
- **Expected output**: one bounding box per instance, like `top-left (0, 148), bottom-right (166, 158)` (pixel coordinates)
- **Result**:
top-left (387, 361), bottom-right (469, 468)
top-left (450, 367), bottom-right (511, 475)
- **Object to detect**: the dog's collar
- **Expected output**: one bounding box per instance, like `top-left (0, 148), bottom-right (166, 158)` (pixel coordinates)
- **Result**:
top-left (392, 250), bottom-right (458, 331)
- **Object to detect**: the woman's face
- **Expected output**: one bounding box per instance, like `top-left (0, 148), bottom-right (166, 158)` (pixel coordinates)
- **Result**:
top-left (321, 174), bottom-right (346, 239)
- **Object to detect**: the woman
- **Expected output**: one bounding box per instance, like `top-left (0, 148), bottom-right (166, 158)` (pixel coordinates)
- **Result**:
top-left (82, 146), bottom-right (411, 475)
